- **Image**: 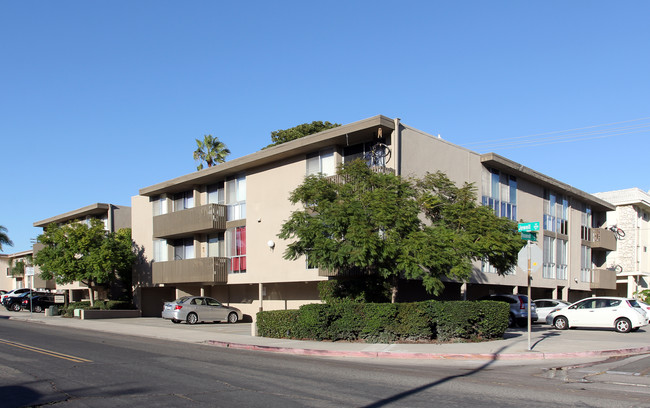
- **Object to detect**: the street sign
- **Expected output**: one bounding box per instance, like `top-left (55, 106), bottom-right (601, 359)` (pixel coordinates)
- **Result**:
top-left (521, 231), bottom-right (537, 241)
top-left (518, 222), bottom-right (540, 232)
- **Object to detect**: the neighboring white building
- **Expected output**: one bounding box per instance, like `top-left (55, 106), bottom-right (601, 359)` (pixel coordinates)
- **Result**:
top-left (593, 188), bottom-right (650, 298)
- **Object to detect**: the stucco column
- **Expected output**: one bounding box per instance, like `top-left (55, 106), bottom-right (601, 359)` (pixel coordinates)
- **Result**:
top-left (460, 283), bottom-right (467, 300)
top-left (252, 283), bottom-right (263, 337)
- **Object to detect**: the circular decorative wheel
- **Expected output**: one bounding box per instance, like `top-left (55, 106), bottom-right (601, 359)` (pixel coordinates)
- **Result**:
top-left (11, 303), bottom-right (21, 312)
top-left (554, 316), bottom-right (569, 330)
top-left (34, 305), bottom-right (43, 313)
top-left (615, 318), bottom-right (631, 333)
top-left (228, 312), bottom-right (238, 324)
top-left (186, 313), bottom-right (198, 325)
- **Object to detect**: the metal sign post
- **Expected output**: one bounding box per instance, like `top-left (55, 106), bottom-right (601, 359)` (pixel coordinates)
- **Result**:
top-left (518, 222), bottom-right (539, 352)
top-left (527, 240), bottom-right (532, 351)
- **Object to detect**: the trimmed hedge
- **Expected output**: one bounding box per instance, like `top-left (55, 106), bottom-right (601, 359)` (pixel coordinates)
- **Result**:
top-left (257, 300), bottom-right (509, 343)
top-left (60, 300), bottom-right (136, 317)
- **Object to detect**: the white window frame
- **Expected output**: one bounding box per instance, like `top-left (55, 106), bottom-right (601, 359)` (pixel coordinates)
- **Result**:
top-left (306, 149), bottom-right (335, 176)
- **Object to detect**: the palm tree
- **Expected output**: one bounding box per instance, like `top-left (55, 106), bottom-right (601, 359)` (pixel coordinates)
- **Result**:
top-left (0, 225), bottom-right (13, 251)
top-left (193, 135), bottom-right (231, 171)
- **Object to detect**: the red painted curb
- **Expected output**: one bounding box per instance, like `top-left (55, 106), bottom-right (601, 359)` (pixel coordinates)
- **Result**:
top-left (205, 340), bottom-right (650, 360)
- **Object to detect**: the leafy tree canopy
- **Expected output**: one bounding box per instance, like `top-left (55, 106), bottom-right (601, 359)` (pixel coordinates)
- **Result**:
top-left (0, 225), bottom-right (13, 251)
top-left (279, 160), bottom-right (524, 302)
top-left (34, 219), bottom-right (136, 305)
top-left (193, 134), bottom-right (231, 171)
top-left (267, 121), bottom-right (341, 148)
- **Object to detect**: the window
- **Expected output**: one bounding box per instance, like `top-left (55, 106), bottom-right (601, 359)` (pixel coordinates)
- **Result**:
top-left (152, 196), bottom-right (168, 216)
top-left (307, 149), bottom-right (335, 176)
top-left (543, 236), bottom-right (555, 279)
top-left (556, 238), bottom-right (567, 280)
top-left (153, 239), bottom-right (168, 262)
top-left (226, 176), bottom-right (246, 220)
top-left (173, 191), bottom-right (194, 212)
top-left (580, 204), bottom-right (592, 241)
top-left (343, 142), bottom-right (389, 168)
top-left (481, 260), bottom-right (515, 275)
top-left (580, 244), bottom-right (591, 282)
top-left (207, 183), bottom-right (225, 205)
top-left (306, 252), bottom-right (318, 270)
top-left (173, 238), bottom-right (194, 260)
top-left (481, 168), bottom-right (517, 221)
top-left (208, 233), bottom-right (225, 257)
top-left (227, 227), bottom-right (246, 273)
top-left (544, 190), bottom-right (568, 234)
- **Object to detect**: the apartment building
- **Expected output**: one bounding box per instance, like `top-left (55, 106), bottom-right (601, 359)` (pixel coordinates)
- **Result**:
top-left (593, 188), bottom-right (650, 298)
top-left (0, 249), bottom-right (53, 291)
top-left (132, 115), bottom-right (617, 318)
top-left (33, 203), bottom-right (132, 301)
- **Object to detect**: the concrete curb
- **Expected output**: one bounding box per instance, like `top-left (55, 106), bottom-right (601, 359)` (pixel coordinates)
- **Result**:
top-left (205, 340), bottom-right (650, 360)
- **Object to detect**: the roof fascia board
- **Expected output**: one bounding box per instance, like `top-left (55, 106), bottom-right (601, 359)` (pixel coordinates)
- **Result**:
top-left (33, 203), bottom-right (111, 227)
top-left (139, 115), bottom-right (395, 196)
top-left (481, 153), bottom-right (615, 211)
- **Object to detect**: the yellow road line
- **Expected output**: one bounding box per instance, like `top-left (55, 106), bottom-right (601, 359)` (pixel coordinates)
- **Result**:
top-left (0, 339), bottom-right (93, 363)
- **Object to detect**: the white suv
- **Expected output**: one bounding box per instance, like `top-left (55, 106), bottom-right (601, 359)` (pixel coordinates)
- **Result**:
top-left (546, 297), bottom-right (649, 333)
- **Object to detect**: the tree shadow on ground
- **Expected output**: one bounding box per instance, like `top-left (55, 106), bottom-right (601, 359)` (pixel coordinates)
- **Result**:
top-left (361, 344), bottom-right (511, 408)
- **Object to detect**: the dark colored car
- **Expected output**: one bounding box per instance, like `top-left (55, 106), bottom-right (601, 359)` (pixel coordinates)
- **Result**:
top-left (21, 294), bottom-right (55, 313)
top-left (3, 292), bottom-right (33, 312)
top-left (479, 294), bottom-right (538, 327)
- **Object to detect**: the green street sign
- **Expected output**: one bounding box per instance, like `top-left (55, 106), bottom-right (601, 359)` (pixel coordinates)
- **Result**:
top-left (518, 222), bottom-right (540, 232)
top-left (521, 231), bottom-right (537, 241)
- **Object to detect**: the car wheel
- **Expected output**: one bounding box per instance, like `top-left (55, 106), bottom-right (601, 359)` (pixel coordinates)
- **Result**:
top-left (228, 312), bottom-right (238, 324)
top-left (11, 303), bottom-right (21, 312)
top-left (34, 305), bottom-right (43, 313)
top-left (615, 318), bottom-right (631, 333)
top-left (554, 316), bottom-right (568, 330)
top-left (171, 319), bottom-right (181, 324)
top-left (186, 313), bottom-right (198, 325)
top-left (508, 314), bottom-right (515, 327)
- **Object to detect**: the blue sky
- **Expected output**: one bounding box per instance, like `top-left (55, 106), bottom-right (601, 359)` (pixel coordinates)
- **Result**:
top-left (2, 1), bottom-right (649, 252)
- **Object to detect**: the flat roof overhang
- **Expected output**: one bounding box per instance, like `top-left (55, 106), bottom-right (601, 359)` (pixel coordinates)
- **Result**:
top-left (139, 115), bottom-right (396, 197)
top-left (481, 153), bottom-right (615, 212)
top-left (33, 203), bottom-right (111, 228)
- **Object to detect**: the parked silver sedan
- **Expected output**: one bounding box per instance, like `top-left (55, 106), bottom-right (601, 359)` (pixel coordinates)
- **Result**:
top-left (162, 296), bottom-right (242, 324)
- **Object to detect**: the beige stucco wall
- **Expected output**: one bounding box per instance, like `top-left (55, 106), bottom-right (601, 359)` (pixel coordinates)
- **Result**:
top-left (238, 156), bottom-right (326, 285)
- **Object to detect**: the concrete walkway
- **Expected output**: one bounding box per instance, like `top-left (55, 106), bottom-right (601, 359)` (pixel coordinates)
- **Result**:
top-left (3, 309), bottom-right (649, 361)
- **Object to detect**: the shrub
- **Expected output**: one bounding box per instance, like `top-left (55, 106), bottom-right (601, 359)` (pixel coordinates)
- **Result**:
top-left (256, 300), bottom-right (509, 343)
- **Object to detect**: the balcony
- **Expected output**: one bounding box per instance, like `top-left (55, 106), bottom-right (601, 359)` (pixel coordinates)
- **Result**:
top-left (590, 268), bottom-right (616, 290)
top-left (153, 204), bottom-right (226, 239)
top-left (152, 257), bottom-right (228, 285)
top-left (590, 228), bottom-right (617, 251)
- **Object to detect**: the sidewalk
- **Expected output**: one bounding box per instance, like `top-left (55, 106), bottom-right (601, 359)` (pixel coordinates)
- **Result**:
top-left (3, 309), bottom-right (649, 361)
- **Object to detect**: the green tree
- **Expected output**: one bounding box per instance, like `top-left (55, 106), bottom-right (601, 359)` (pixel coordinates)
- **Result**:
top-left (9, 255), bottom-right (32, 277)
top-left (193, 134), bottom-right (231, 170)
top-left (267, 121), bottom-right (341, 148)
top-left (34, 219), bottom-right (136, 305)
top-left (279, 160), bottom-right (524, 302)
top-left (0, 225), bottom-right (13, 251)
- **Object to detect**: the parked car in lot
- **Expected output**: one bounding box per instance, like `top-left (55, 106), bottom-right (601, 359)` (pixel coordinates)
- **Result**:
top-left (636, 300), bottom-right (650, 317)
top-left (1, 288), bottom-right (31, 303)
top-left (162, 296), bottom-right (242, 324)
top-left (546, 296), bottom-right (649, 333)
top-left (3, 292), bottom-right (33, 311)
top-left (533, 299), bottom-right (570, 323)
top-left (479, 294), bottom-right (538, 327)
top-left (21, 294), bottom-right (55, 313)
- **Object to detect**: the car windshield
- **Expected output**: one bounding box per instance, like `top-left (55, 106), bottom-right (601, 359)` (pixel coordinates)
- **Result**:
top-left (628, 299), bottom-right (640, 307)
top-left (174, 296), bottom-right (192, 304)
